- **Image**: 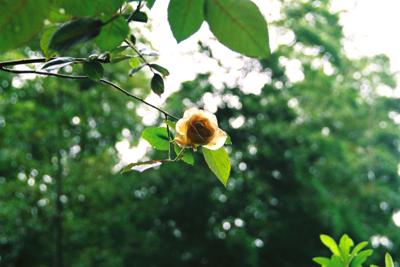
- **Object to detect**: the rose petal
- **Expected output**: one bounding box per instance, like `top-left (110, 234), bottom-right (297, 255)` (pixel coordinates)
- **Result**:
top-left (176, 118), bottom-right (189, 135)
top-left (202, 110), bottom-right (218, 126)
top-left (183, 107), bottom-right (201, 119)
top-left (175, 134), bottom-right (189, 147)
top-left (203, 129), bottom-right (227, 150)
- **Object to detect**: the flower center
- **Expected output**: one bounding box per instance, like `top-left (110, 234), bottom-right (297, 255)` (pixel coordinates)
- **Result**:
top-left (187, 117), bottom-right (214, 145)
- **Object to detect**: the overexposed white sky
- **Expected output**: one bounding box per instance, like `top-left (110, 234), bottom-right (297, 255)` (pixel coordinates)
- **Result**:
top-left (147, 0), bottom-right (400, 88)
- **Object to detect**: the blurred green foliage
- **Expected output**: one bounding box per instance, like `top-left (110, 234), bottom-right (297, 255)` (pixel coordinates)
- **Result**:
top-left (0, 0), bottom-right (400, 267)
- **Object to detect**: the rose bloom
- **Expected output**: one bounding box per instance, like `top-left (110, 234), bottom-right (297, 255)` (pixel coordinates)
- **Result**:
top-left (174, 108), bottom-right (227, 150)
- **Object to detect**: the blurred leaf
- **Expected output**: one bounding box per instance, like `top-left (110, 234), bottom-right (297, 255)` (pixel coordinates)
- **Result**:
top-left (165, 120), bottom-right (176, 130)
top-left (49, 18), bottom-right (103, 52)
top-left (83, 61), bottom-right (104, 80)
top-left (147, 0), bottom-right (156, 8)
top-left (129, 57), bottom-right (141, 68)
top-left (0, 0), bottom-right (51, 52)
top-left (225, 135), bottom-right (232, 145)
top-left (40, 26), bottom-right (57, 58)
top-left (385, 253), bottom-right (394, 267)
top-left (204, 0), bottom-right (270, 58)
top-left (142, 127), bottom-right (170, 151)
top-left (129, 64), bottom-right (146, 75)
top-left (202, 147), bottom-right (230, 187)
top-left (151, 73), bottom-right (165, 96)
top-left (56, 0), bottom-right (125, 17)
top-left (320, 235), bottom-right (340, 256)
top-left (96, 16), bottom-right (129, 51)
top-left (168, 0), bottom-right (205, 42)
top-left (149, 64), bottom-right (170, 76)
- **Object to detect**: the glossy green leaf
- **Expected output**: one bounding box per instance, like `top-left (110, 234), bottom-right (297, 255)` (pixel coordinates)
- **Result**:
top-left (385, 253), bottom-right (394, 267)
top-left (174, 145), bottom-right (194, 165)
top-left (151, 74), bottom-right (165, 96)
top-left (56, 0), bottom-right (125, 17)
top-left (168, 0), bottom-right (205, 42)
top-left (95, 16), bottom-right (129, 51)
top-left (202, 147), bottom-right (231, 187)
top-left (49, 18), bottom-right (103, 52)
top-left (351, 250), bottom-right (373, 267)
top-left (204, 0), bottom-right (270, 58)
top-left (350, 241), bottom-right (369, 258)
top-left (142, 127), bottom-right (170, 151)
top-left (149, 64), bottom-right (170, 76)
top-left (313, 257), bottom-right (330, 266)
top-left (0, 0), bottom-right (50, 52)
top-left (129, 10), bottom-right (148, 23)
top-left (320, 235), bottom-right (340, 256)
top-left (339, 234), bottom-right (354, 261)
top-left (83, 61), bottom-right (104, 80)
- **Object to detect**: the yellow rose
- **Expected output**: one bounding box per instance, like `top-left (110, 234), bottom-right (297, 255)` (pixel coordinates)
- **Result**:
top-left (174, 108), bottom-right (227, 150)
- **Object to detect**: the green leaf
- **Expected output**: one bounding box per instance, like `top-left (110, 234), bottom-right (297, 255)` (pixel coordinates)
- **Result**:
top-left (129, 10), bottom-right (148, 23)
top-left (168, 0), bottom-right (205, 42)
top-left (174, 145), bottom-right (194, 165)
top-left (40, 57), bottom-right (77, 71)
top-left (147, 0), bottom-right (156, 8)
top-left (151, 73), bottom-right (165, 96)
top-left (313, 257), bottom-right (331, 266)
top-left (49, 18), bottom-right (103, 52)
top-left (329, 256), bottom-right (343, 267)
top-left (385, 253), bottom-right (394, 267)
top-left (339, 234), bottom-right (354, 261)
top-left (56, 0), bottom-right (125, 17)
top-left (165, 120), bottom-right (176, 130)
top-left (202, 147), bottom-right (231, 187)
top-left (95, 16), bottom-right (129, 51)
top-left (83, 61), bottom-right (104, 80)
top-left (350, 241), bottom-right (369, 258)
top-left (320, 235), bottom-right (340, 256)
top-left (225, 135), bottom-right (232, 145)
top-left (351, 250), bottom-right (373, 267)
top-left (142, 127), bottom-right (170, 151)
top-left (0, 0), bottom-right (51, 52)
top-left (129, 57), bottom-right (141, 68)
top-left (204, 0), bottom-right (270, 58)
top-left (40, 26), bottom-right (58, 58)
top-left (149, 64), bottom-right (170, 76)
top-left (129, 64), bottom-right (146, 75)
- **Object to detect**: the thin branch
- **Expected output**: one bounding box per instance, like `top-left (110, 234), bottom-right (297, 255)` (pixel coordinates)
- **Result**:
top-left (99, 79), bottom-right (178, 120)
top-left (0, 57), bottom-right (47, 67)
top-left (0, 65), bottom-right (179, 121)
